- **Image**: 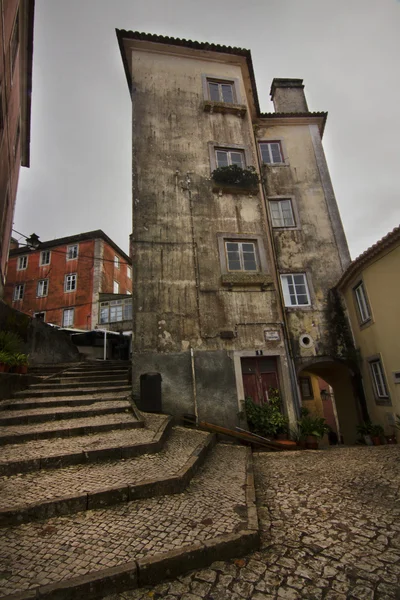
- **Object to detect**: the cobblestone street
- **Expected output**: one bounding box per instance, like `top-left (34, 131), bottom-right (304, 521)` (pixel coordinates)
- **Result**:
top-left (106, 446), bottom-right (400, 600)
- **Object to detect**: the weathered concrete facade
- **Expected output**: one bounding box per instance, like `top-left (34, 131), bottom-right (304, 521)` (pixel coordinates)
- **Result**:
top-left (117, 31), bottom-right (359, 437)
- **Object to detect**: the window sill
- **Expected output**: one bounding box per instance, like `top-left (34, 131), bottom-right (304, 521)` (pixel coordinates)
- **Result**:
top-left (375, 397), bottom-right (392, 407)
top-left (359, 318), bottom-right (373, 330)
top-left (262, 162), bottom-right (290, 168)
top-left (203, 100), bottom-right (247, 117)
top-left (221, 273), bottom-right (273, 288)
top-left (212, 183), bottom-right (259, 196)
top-left (284, 305), bottom-right (312, 311)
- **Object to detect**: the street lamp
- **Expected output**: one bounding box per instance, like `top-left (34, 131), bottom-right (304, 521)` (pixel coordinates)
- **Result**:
top-left (25, 233), bottom-right (41, 249)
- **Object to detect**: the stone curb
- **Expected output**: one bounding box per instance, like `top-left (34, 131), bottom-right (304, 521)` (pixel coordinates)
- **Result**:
top-left (0, 428), bottom-right (214, 526)
top-left (0, 404), bottom-right (132, 427)
top-left (0, 415), bottom-right (171, 477)
top-left (0, 418), bottom-right (144, 446)
top-left (0, 445), bottom-right (259, 600)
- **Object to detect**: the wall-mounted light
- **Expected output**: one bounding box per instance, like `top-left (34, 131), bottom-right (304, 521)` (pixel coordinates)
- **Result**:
top-left (25, 233), bottom-right (41, 249)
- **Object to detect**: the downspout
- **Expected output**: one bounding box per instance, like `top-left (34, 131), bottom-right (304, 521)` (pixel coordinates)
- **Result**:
top-left (190, 346), bottom-right (199, 425)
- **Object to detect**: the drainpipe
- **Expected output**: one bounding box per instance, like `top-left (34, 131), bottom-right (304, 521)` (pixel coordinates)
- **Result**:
top-left (190, 346), bottom-right (199, 425)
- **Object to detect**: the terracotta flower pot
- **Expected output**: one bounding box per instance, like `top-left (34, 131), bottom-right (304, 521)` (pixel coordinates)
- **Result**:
top-left (371, 436), bottom-right (381, 446)
top-left (0, 363), bottom-right (9, 373)
top-left (305, 435), bottom-right (319, 450)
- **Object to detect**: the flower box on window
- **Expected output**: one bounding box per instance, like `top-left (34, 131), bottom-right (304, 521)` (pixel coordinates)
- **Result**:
top-left (211, 165), bottom-right (260, 195)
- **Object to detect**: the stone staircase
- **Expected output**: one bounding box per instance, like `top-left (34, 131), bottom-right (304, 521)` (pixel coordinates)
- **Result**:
top-left (0, 361), bottom-right (259, 599)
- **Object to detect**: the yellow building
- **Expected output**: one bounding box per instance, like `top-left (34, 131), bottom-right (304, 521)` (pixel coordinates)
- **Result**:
top-left (337, 226), bottom-right (400, 437)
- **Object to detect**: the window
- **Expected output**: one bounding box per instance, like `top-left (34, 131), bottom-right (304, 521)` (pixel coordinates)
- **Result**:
top-left (354, 281), bottom-right (371, 324)
top-left (281, 274), bottom-right (311, 307)
top-left (40, 250), bottom-right (51, 266)
top-left (127, 266), bottom-right (132, 279)
top-left (37, 279), bottom-right (49, 297)
top-left (299, 377), bottom-right (313, 399)
top-left (207, 80), bottom-right (235, 104)
top-left (13, 283), bottom-right (24, 300)
top-left (34, 312), bottom-right (46, 322)
top-left (269, 199), bottom-right (295, 228)
top-left (62, 308), bottom-right (74, 327)
top-left (17, 255), bottom-right (28, 270)
top-left (64, 273), bottom-right (77, 292)
top-left (113, 280), bottom-right (119, 294)
top-left (259, 142), bottom-right (284, 164)
top-left (225, 241), bottom-right (258, 272)
top-left (369, 359), bottom-right (389, 400)
top-left (10, 10), bottom-right (19, 76)
top-left (66, 244), bottom-right (78, 260)
top-left (99, 298), bottom-right (132, 324)
top-left (114, 255), bottom-right (120, 269)
top-left (215, 148), bottom-right (245, 169)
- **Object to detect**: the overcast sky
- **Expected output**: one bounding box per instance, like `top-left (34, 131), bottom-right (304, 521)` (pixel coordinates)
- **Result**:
top-left (14, 0), bottom-right (400, 259)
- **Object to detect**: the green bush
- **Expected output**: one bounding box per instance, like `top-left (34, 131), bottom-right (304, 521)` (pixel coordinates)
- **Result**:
top-left (298, 408), bottom-right (329, 439)
top-left (0, 331), bottom-right (24, 354)
top-left (0, 350), bottom-right (14, 366)
top-left (211, 165), bottom-right (260, 188)
top-left (245, 389), bottom-right (288, 437)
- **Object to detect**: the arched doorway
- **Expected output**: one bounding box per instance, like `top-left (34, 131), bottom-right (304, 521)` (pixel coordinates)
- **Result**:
top-left (297, 357), bottom-right (367, 445)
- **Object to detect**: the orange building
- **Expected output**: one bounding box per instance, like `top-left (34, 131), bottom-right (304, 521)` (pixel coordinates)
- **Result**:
top-left (0, 0), bottom-right (35, 297)
top-left (4, 230), bottom-right (132, 330)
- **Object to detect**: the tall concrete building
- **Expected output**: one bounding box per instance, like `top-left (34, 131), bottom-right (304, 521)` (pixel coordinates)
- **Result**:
top-left (117, 31), bottom-right (362, 441)
top-left (0, 0), bottom-right (35, 297)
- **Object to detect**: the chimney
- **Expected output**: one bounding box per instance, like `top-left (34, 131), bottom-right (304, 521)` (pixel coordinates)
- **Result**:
top-left (9, 237), bottom-right (19, 250)
top-left (270, 79), bottom-right (308, 113)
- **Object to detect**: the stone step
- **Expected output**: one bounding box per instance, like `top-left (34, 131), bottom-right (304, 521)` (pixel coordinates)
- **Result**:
top-left (0, 400), bottom-right (133, 426)
top-left (12, 385), bottom-right (131, 398)
top-left (0, 412), bottom-right (143, 445)
top-left (0, 392), bottom-right (131, 411)
top-left (0, 444), bottom-right (258, 599)
top-left (0, 426), bottom-right (214, 525)
top-left (56, 371), bottom-right (129, 380)
top-left (0, 413), bottom-right (170, 476)
top-left (29, 379), bottom-right (128, 390)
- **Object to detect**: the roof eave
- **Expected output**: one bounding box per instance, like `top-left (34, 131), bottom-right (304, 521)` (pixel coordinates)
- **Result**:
top-left (257, 112), bottom-right (328, 137)
top-left (20, 0), bottom-right (35, 168)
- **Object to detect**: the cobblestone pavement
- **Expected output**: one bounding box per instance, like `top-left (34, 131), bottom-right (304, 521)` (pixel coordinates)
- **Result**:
top-left (0, 427), bottom-right (208, 510)
top-left (0, 444), bottom-right (247, 596)
top-left (104, 446), bottom-right (400, 600)
top-left (0, 399), bottom-right (131, 421)
top-left (0, 411), bottom-right (140, 438)
top-left (0, 413), bottom-right (166, 465)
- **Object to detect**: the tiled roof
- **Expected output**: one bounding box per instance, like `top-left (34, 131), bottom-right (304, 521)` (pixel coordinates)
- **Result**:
top-left (116, 29), bottom-right (261, 115)
top-left (259, 111), bottom-right (327, 118)
top-left (9, 229), bottom-right (131, 263)
top-left (336, 225), bottom-right (400, 288)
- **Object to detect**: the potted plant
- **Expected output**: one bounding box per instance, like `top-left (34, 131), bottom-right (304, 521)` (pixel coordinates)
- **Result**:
top-left (370, 424), bottom-right (384, 446)
top-left (13, 353), bottom-right (29, 374)
top-left (244, 389), bottom-right (289, 439)
top-left (356, 422), bottom-right (373, 446)
top-left (298, 408), bottom-right (329, 449)
top-left (0, 351), bottom-right (13, 373)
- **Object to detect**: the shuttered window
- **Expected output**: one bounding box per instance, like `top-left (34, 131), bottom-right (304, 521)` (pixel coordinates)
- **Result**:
top-left (259, 142), bottom-right (284, 164)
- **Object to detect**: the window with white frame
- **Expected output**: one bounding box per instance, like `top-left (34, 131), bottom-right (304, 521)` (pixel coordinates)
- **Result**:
top-left (66, 244), bottom-right (78, 260)
top-left (269, 199), bottom-right (295, 228)
top-left (259, 141), bottom-right (284, 164)
top-left (40, 250), bottom-right (51, 266)
top-left (13, 283), bottom-right (24, 300)
top-left (17, 255), bottom-right (28, 270)
top-left (281, 274), bottom-right (311, 307)
top-left (354, 281), bottom-right (371, 324)
top-left (113, 280), bottom-right (119, 294)
top-left (62, 308), bottom-right (74, 327)
top-left (99, 298), bottom-right (132, 324)
top-left (114, 255), bottom-right (120, 269)
top-left (207, 79), bottom-right (235, 104)
top-left (225, 240), bottom-right (258, 272)
top-left (37, 279), bottom-right (49, 297)
top-left (215, 148), bottom-right (245, 169)
top-left (127, 266), bottom-right (132, 279)
top-left (299, 376), bottom-right (313, 399)
top-left (369, 358), bottom-right (389, 400)
top-left (64, 273), bottom-right (77, 292)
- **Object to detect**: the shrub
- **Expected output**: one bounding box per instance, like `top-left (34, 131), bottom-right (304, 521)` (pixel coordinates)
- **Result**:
top-left (0, 350), bottom-right (14, 366)
top-left (245, 389), bottom-right (288, 437)
top-left (298, 410), bottom-right (329, 439)
top-left (211, 165), bottom-right (260, 188)
top-left (0, 331), bottom-right (24, 354)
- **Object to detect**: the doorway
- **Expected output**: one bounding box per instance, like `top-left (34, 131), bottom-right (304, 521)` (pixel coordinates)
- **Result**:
top-left (241, 356), bottom-right (279, 405)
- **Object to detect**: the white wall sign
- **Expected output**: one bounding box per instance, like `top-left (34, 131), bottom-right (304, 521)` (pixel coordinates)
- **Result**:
top-left (264, 329), bottom-right (280, 341)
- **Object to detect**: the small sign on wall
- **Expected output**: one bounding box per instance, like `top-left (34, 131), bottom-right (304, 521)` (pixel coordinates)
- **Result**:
top-left (264, 329), bottom-right (280, 342)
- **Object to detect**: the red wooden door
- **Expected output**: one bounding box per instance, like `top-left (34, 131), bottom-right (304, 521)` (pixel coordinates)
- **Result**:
top-left (242, 357), bottom-right (279, 405)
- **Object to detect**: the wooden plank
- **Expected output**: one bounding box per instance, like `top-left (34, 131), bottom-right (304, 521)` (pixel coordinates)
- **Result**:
top-left (199, 422), bottom-right (299, 451)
